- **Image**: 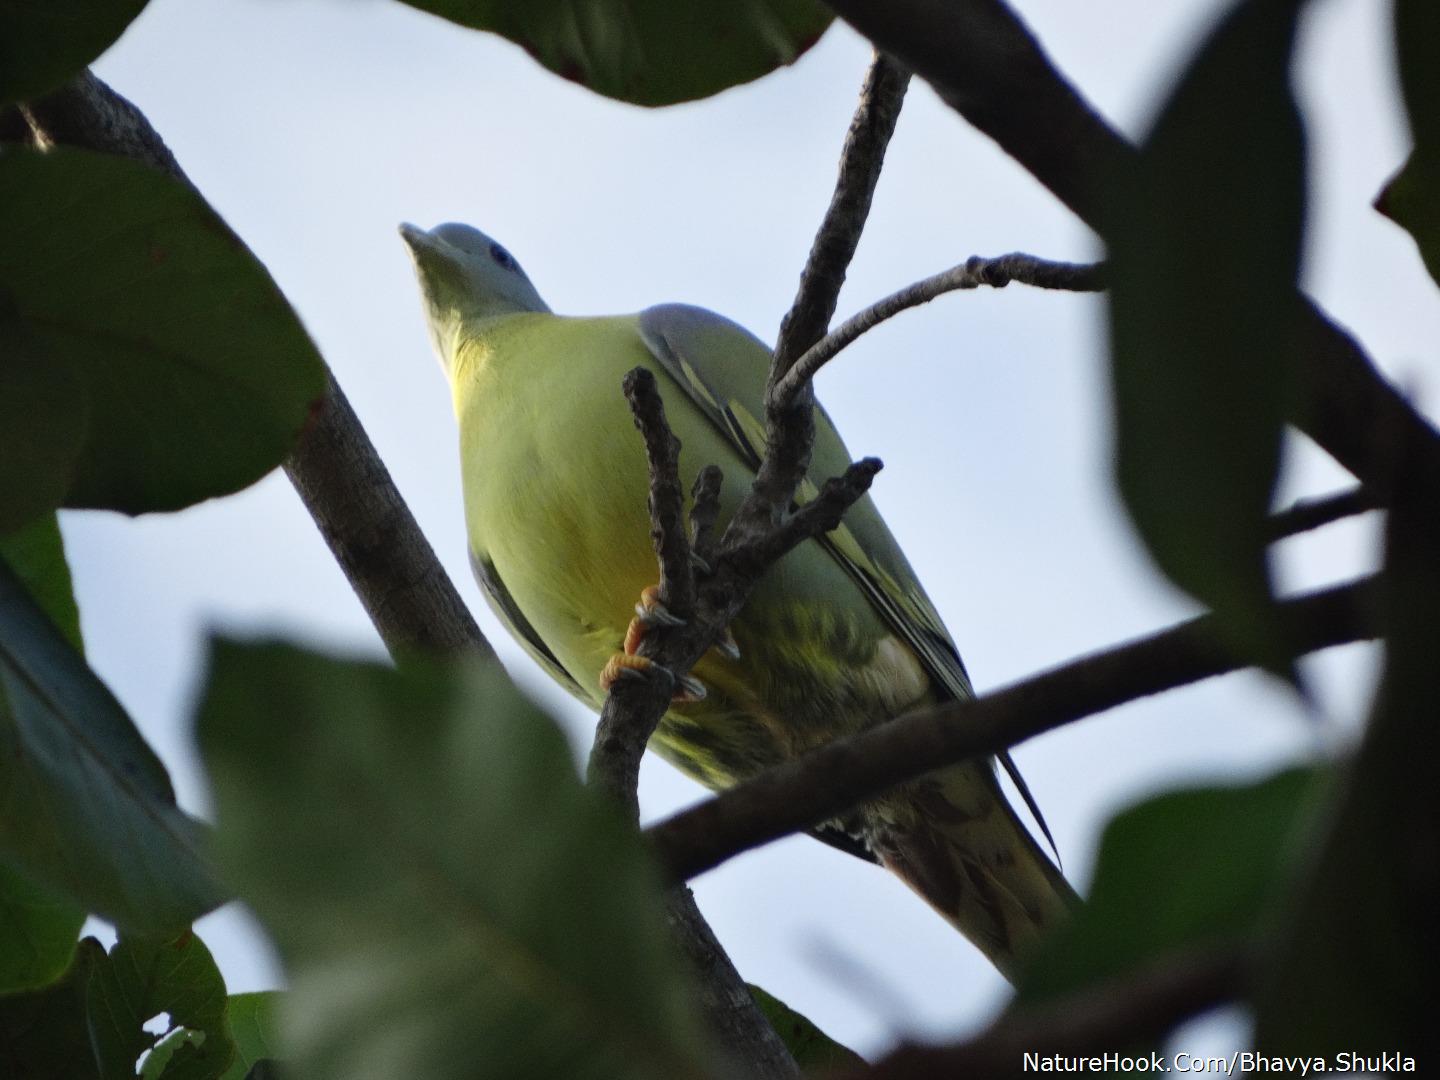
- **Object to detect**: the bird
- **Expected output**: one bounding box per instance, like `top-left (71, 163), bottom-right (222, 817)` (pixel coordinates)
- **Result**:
top-left (399, 221), bottom-right (1078, 980)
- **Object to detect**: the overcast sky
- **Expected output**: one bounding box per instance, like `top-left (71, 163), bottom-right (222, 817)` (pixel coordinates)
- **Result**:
top-left (62, 0), bottom-right (1437, 1059)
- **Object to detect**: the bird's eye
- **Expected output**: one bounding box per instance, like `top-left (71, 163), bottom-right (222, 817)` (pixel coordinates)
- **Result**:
top-left (489, 243), bottom-right (516, 271)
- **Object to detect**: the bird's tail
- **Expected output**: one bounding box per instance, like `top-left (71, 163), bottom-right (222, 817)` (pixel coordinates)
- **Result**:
top-left (862, 761), bottom-right (1079, 982)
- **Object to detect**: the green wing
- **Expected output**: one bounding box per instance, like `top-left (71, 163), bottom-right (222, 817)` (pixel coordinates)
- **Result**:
top-left (638, 304), bottom-right (1058, 857)
top-left (469, 550), bottom-right (589, 704)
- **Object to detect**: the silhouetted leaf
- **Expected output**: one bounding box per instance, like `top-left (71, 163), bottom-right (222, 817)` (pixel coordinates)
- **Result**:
top-left (197, 639), bottom-right (712, 1080)
top-left (0, 937), bottom-right (105, 1080)
top-left (1253, 471), bottom-right (1438, 1060)
top-left (1108, 0), bottom-right (1307, 671)
top-left (0, 0), bottom-right (149, 105)
top-left (399, 0), bottom-right (832, 106)
top-left (0, 148), bottom-right (326, 526)
top-left (1379, 0), bottom-right (1440, 293)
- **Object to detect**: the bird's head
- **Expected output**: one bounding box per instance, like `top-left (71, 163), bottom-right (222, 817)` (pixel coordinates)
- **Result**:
top-left (399, 222), bottom-right (550, 372)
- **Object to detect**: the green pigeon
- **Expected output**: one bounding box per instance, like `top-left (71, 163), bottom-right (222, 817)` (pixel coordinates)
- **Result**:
top-left (400, 221), bottom-right (1078, 979)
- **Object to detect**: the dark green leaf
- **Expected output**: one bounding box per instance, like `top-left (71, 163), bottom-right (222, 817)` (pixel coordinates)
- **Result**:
top-left (747, 985), bottom-right (862, 1073)
top-left (1381, 0), bottom-right (1440, 286)
top-left (1394, 0), bottom-right (1440, 163)
top-left (1253, 472), bottom-right (1438, 1060)
top-left (219, 993), bottom-right (282, 1080)
top-left (1107, 0), bottom-right (1307, 670)
top-left (88, 932), bottom-right (235, 1080)
top-left (0, 936), bottom-right (104, 1080)
top-left (1376, 153), bottom-right (1440, 287)
top-left (0, 515), bottom-right (82, 651)
top-left (0, 557), bottom-right (227, 932)
top-left (0, 147), bottom-right (326, 520)
top-left (0, 518), bottom-right (86, 991)
top-left (0, 0), bottom-right (149, 106)
top-left (196, 639), bottom-right (712, 1080)
top-left (399, 0), bottom-right (832, 106)
top-left (0, 342), bottom-right (87, 533)
top-left (0, 865), bottom-right (84, 993)
top-left (1015, 768), bottom-right (1326, 1005)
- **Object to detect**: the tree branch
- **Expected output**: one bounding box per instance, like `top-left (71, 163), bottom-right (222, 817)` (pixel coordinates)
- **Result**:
top-left (1268, 486), bottom-right (1381, 542)
top-left (648, 574), bottom-right (1380, 883)
top-left (836, 945), bottom-right (1246, 1080)
top-left (821, 0), bottom-right (1440, 501)
top-left (775, 254), bottom-right (1106, 404)
top-left (21, 72), bottom-right (493, 662)
top-left (588, 369), bottom-right (697, 818)
top-left (728, 51), bottom-right (909, 540)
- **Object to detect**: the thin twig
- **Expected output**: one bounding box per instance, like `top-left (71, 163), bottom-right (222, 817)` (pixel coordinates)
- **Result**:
top-left (1267, 486), bottom-right (1381, 542)
top-left (776, 254), bottom-right (1106, 404)
top-left (728, 52), bottom-right (909, 541)
top-left (822, 0), bottom-right (1440, 501)
top-left (588, 369), bottom-right (698, 817)
top-left (648, 574), bottom-right (1379, 883)
top-left (834, 945), bottom-right (1246, 1080)
top-left (624, 367), bottom-right (695, 618)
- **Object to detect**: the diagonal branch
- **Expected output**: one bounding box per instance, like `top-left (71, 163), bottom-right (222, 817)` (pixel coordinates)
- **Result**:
top-left (647, 574), bottom-right (1379, 883)
top-left (775, 254), bottom-right (1106, 404)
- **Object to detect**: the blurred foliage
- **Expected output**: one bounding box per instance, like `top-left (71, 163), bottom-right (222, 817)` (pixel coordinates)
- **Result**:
top-left (0, 0), bottom-right (149, 105)
top-left (1253, 472), bottom-right (1439, 1059)
top-left (1014, 768), bottom-right (1328, 1005)
top-left (196, 639), bottom-right (713, 1080)
top-left (1380, 0), bottom-right (1440, 284)
top-left (1106, 0), bottom-right (1305, 676)
top-left (397, 0), bottom-right (833, 106)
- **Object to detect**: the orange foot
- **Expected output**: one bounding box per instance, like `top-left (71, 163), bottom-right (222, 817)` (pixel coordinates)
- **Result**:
top-left (599, 586), bottom-right (710, 702)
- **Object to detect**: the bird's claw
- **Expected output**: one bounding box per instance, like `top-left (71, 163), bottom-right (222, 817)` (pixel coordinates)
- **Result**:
top-left (599, 653), bottom-right (707, 703)
top-left (714, 629), bottom-right (741, 661)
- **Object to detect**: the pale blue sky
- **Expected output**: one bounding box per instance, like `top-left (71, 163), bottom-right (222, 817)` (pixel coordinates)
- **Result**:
top-left (59, 0), bottom-right (1435, 1058)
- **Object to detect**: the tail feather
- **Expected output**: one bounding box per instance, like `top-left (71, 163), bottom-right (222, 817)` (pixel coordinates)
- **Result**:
top-left (862, 762), bottom-right (1078, 982)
